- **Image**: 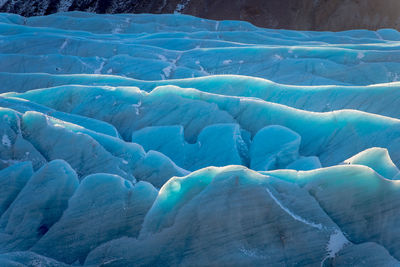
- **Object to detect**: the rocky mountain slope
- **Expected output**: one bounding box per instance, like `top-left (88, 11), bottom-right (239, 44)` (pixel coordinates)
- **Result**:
top-left (1, 0), bottom-right (400, 31)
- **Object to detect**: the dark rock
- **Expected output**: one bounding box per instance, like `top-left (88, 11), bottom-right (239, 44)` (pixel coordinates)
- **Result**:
top-left (1, 0), bottom-right (400, 31)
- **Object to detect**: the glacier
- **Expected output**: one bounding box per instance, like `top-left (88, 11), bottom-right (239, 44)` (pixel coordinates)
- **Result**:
top-left (0, 11), bottom-right (400, 266)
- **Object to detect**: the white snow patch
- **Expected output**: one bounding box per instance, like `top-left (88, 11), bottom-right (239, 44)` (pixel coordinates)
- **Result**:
top-left (195, 60), bottom-right (209, 75)
top-left (265, 187), bottom-right (323, 230)
top-left (94, 61), bottom-right (105, 74)
top-left (321, 230), bottom-right (350, 266)
top-left (215, 21), bottom-right (220, 31)
top-left (132, 101), bottom-right (142, 115)
top-left (357, 52), bottom-right (364, 59)
top-left (273, 54), bottom-right (283, 60)
top-left (107, 68), bottom-right (113, 74)
top-left (198, 64), bottom-right (209, 75)
top-left (223, 59), bottom-right (232, 65)
top-left (375, 32), bottom-right (384, 40)
top-left (112, 26), bottom-right (123, 34)
top-left (174, 0), bottom-right (191, 14)
top-left (390, 72), bottom-right (400, 82)
top-left (16, 117), bottom-right (21, 134)
top-left (95, 95), bottom-right (102, 100)
top-left (162, 65), bottom-right (173, 78)
top-left (158, 54), bottom-right (168, 62)
top-left (77, 58), bottom-right (92, 69)
top-left (60, 39), bottom-right (68, 51)
top-left (239, 60), bottom-right (244, 64)
top-left (326, 230), bottom-right (349, 257)
top-left (161, 53), bottom-right (182, 79)
top-left (101, 258), bottom-right (125, 265)
top-left (2, 134), bottom-right (11, 148)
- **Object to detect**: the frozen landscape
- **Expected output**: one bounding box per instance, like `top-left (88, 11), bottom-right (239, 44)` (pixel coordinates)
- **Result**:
top-left (1, 11), bottom-right (400, 266)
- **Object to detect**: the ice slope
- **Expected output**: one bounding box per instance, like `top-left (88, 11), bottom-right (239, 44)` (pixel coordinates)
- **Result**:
top-left (86, 166), bottom-right (400, 266)
top-left (1, 12), bottom-right (400, 266)
top-left (6, 85), bottom-right (400, 168)
top-left (1, 12), bottom-right (400, 86)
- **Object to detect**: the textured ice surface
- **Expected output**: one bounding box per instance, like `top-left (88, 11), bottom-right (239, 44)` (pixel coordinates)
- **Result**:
top-left (0, 160), bottom-right (78, 252)
top-left (1, 12), bottom-right (400, 266)
top-left (250, 125), bottom-right (301, 170)
top-left (32, 175), bottom-right (157, 264)
top-left (343, 147), bottom-right (400, 179)
top-left (0, 162), bottom-right (32, 216)
top-left (86, 166), bottom-right (400, 266)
